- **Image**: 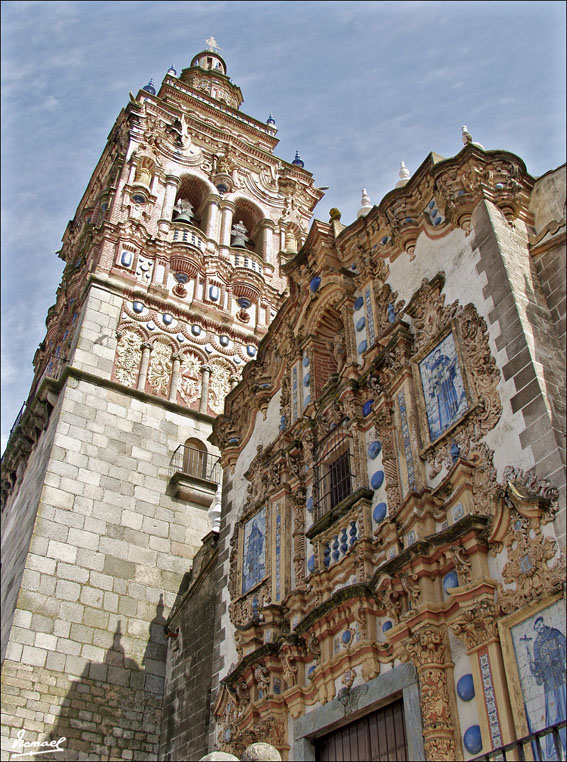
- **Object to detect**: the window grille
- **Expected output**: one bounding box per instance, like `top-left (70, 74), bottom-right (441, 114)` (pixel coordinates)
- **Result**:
top-left (313, 419), bottom-right (354, 522)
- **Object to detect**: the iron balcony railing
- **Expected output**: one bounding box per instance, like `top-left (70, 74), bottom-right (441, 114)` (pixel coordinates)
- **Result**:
top-left (470, 720), bottom-right (566, 762)
top-left (169, 444), bottom-right (221, 484)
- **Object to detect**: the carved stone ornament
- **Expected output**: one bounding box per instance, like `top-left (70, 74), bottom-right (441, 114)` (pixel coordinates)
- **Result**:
top-left (449, 598), bottom-right (499, 651)
top-left (404, 626), bottom-right (456, 761)
top-left (496, 502), bottom-right (564, 615)
top-left (147, 340), bottom-right (173, 396)
top-left (114, 327), bottom-right (143, 387)
top-left (448, 544), bottom-right (472, 585)
top-left (406, 275), bottom-right (502, 477)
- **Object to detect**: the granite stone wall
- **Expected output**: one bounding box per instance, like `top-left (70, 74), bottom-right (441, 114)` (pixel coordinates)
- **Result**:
top-left (160, 532), bottom-right (219, 761)
top-left (1, 283), bottom-right (215, 760)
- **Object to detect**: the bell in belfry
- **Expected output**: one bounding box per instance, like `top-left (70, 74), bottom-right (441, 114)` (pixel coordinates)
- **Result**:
top-left (231, 220), bottom-right (248, 248)
top-left (173, 198), bottom-right (194, 224)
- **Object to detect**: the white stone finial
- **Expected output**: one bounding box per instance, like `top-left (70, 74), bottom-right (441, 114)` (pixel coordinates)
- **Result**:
top-left (395, 161), bottom-right (411, 188)
top-left (462, 125), bottom-right (472, 145)
top-left (205, 36), bottom-right (221, 52)
top-left (357, 188), bottom-right (372, 218)
top-left (462, 125), bottom-right (485, 150)
top-left (208, 484), bottom-right (222, 533)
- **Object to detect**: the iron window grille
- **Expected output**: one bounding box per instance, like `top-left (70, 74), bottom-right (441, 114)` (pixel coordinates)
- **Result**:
top-left (313, 419), bottom-right (355, 523)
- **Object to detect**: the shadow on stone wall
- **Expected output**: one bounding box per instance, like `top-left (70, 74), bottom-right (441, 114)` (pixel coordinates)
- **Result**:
top-left (51, 599), bottom-right (167, 761)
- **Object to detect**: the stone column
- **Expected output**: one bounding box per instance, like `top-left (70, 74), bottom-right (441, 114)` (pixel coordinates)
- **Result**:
top-left (204, 194), bottom-right (221, 240)
top-left (169, 354), bottom-right (181, 402)
top-left (127, 161), bottom-right (137, 186)
top-left (219, 201), bottom-right (235, 247)
top-left (259, 219), bottom-right (275, 267)
top-left (160, 175), bottom-right (180, 220)
top-left (405, 626), bottom-right (458, 761)
top-left (137, 343), bottom-right (151, 391)
top-left (200, 365), bottom-right (211, 413)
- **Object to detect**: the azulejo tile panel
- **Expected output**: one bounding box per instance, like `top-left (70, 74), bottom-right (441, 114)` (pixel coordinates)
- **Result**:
top-left (510, 599), bottom-right (567, 759)
top-left (419, 331), bottom-right (468, 441)
top-left (242, 506), bottom-right (267, 595)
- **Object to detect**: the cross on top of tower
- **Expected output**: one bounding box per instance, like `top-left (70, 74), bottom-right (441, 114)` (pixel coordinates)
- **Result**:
top-left (205, 36), bottom-right (221, 52)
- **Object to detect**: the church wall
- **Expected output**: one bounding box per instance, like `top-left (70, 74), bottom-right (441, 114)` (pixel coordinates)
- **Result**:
top-left (160, 534), bottom-right (219, 762)
top-left (209, 148), bottom-right (565, 762)
top-left (1, 365), bottom-right (216, 759)
top-left (0, 395), bottom-right (62, 665)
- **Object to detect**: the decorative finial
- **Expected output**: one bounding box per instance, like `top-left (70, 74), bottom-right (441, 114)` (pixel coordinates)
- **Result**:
top-left (357, 189), bottom-right (372, 218)
top-left (292, 150), bottom-right (304, 168)
top-left (205, 36), bottom-right (221, 52)
top-left (461, 125), bottom-right (485, 150)
top-left (142, 78), bottom-right (156, 95)
top-left (267, 113), bottom-right (276, 127)
top-left (329, 208), bottom-right (342, 222)
top-left (395, 161), bottom-right (411, 188)
top-left (167, 64), bottom-right (177, 77)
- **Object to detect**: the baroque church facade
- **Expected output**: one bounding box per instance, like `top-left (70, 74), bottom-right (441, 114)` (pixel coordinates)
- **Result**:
top-left (2, 42), bottom-right (566, 762)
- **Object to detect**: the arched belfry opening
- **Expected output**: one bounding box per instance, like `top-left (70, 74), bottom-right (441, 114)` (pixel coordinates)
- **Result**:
top-left (230, 197), bottom-right (269, 257)
top-left (173, 174), bottom-right (213, 234)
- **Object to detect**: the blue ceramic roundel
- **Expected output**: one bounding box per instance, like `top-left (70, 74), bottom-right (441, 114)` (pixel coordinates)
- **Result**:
top-left (356, 317), bottom-right (366, 332)
top-left (382, 620), bottom-right (393, 633)
top-left (442, 570), bottom-right (459, 594)
top-left (354, 296), bottom-right (364, 311)
top-left (303, 355), bottom-right (310, 367)
top-left (162, 313), bottom-right (173, 325)
top-left (121, 251), bottom-right (133, 267)
top-left (310, 277), bottom-right (321, 292)
top-left (368, 440), bottom-right (382, 459)
top-left (463, 726), bottom-right (482, 755)
top-left (307, 555), bottom-right (315, 573)
top-left (457, 674), bottom-right (475, 702)
top-left (303, 373), bottom-right (311, 387)
top-left (358, 340), bottom-right (368, 354)
top-left (341, 630), bottom-right (351, 644)
top-left (373, 502), bottom-right (387, 523)
top-left (132, 301), bottom-right (144, 313)
top-left (362, 400), bottom-right (374, 416)
top-left (371, 471), bottom-right (385, 490)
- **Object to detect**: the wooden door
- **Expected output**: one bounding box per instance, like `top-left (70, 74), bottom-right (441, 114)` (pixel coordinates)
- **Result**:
top-left (315, 698), bottom-right (408, 761)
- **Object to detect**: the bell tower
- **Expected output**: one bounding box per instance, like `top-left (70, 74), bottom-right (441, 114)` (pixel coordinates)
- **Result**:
top-left (1, 40), bottom-right (323, 760)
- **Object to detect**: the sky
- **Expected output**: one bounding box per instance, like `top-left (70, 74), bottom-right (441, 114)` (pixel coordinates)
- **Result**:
top-left (1, 0), bottom-right (565, 452)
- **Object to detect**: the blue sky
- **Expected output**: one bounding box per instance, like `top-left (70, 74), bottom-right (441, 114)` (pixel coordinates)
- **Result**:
top-left (1, 0), bottom-right (565, 451)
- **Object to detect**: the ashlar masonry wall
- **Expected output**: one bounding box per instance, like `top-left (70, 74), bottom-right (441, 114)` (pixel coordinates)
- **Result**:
top-left (1, 281), bottom-right (217, 760)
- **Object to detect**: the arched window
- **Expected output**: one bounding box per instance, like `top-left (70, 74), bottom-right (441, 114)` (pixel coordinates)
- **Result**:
top-left (182, 437), bottom-right (208, 479)
top-left (173, 175), bottom-right (212, 234)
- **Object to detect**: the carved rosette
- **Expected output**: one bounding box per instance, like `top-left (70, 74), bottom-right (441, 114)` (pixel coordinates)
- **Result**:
top-left (404, 627), bottom-right (456, 761)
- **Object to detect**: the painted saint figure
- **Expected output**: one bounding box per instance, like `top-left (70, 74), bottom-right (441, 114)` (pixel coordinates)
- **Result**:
top-left (429, 348), bottom-right (460, 432)
top-left (242, 512), bottom-right (266, 594)
top-left (529, 616), bottom-right (567, 759)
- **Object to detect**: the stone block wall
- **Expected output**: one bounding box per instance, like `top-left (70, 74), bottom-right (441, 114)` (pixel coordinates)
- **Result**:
top-left (160, 533), bottom-right (219, 761)
top-left (1, 364), bottom-right (215, 759)
top-left (473, 200), bottom-right (566, 543)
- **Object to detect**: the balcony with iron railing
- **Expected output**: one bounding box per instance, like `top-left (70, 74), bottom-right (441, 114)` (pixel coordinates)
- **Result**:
top-left (470, 720), bottom-right (566, 762)
top-left (168, 444), bottom-right (221, 507)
